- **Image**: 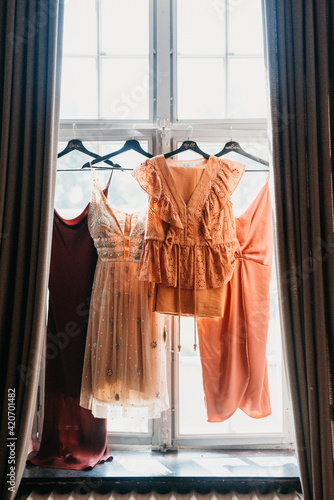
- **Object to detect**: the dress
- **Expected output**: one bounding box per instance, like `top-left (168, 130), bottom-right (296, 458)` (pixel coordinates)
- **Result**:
top-left (132, 155), bottom-right (245, 317)
top-left (197, 178), bottom-right (272, 422)
top-left (80, 176), bottom-right (169, 419)
top-left (29, 182), bottom-right (111, 470)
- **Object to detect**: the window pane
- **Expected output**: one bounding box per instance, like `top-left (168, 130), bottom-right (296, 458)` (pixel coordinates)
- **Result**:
top-left (99, 142), bottom-right (150, 213)
top-left (55, 146), bottom-right (98, 215)
top-left (231, 165), bottom-right (270, 217)
top-left (228, 57), bottom-right (267, 118)
top-left (229, 0), bottom-right (264, 55)
top-left (60, 58), bottom-right (98, 119)
top-left (179, 342), bottom-right (229, 435)
top-left (101, 58), bottom-right (150, 120)
top-left (101, 0), bottom-right (149, 56)
top-left (56, 142), bottom-right (150, 214)
top-left (177, 0), bottom-right (226, 55)
top-left (63, 0), bottom-right (97, 55)
top-left (107, 407), bottom-right (149, 434)
top-left (177, 58), bottom-right (225, 119)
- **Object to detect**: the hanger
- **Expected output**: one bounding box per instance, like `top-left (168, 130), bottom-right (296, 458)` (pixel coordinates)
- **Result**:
top-left (215, 140), bottom-right (269, 167)
top-left (81, 139), bottom-right (152, 169)
top-left (81, 125), bottom-right (153, 170)
top-left (215, 128), bottom-right (269, 168)
top-left (164, 126), bottom-right (210, 160)
top-left (57, 138), bottom-right (118, 171)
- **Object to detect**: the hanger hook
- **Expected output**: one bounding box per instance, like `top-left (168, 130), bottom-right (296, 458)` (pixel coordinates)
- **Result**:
top-left (230, 126), bottom-right (233, 142)
top-left (72, 123), bottom-right (77, 140)
top-left (131, 124), bottom-right (136, 140)
top-left (187, 125), bottom-right (193, 141)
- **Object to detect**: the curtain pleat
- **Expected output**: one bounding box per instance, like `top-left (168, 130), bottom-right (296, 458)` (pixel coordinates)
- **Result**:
top-left (0, 1), bottom-right (64, 499)
top-left (263, 0), bottom-right (334, 498)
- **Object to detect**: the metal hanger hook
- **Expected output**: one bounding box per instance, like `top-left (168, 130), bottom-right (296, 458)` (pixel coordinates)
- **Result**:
top-left (131, 124), bottom-right (136, 140)
top-left (230, 126), bottom-right (233, 142)
top-left (187, 125), bottom-right (193, 140)
top-left (72, 123), bottom-right (77, 139)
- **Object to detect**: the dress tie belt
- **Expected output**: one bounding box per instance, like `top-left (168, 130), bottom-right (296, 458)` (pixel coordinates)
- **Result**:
top-left (177, 243), bottom-right (181, 352)
top-left (177, 243), bottom-right (198, 353)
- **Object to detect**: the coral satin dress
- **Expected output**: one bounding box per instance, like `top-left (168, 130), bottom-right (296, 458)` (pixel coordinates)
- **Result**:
top-left (197, 177), bottom-right (273, 421)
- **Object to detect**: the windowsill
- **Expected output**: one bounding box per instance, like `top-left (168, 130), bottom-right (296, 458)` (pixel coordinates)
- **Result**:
top-left (20, 448), bottom-right (301, 496)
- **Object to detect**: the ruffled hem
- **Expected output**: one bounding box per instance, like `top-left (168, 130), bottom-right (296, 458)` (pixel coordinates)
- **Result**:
top-left (137, 240), bottom-right (237, 290)
top-left (81, 393), bottom-right (169, 420)
top-left (132, 159), bottom-right (183, 230)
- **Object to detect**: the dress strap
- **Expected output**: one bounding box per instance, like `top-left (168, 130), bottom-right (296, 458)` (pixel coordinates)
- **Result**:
top-left (105, 171), bottom-right (113, 195)
top-left (193, 244), bottom-right (198, 351)
top-left (177, 243), bottom-right (181, 352)
top-left (177, 243), bottom-right (198, 352)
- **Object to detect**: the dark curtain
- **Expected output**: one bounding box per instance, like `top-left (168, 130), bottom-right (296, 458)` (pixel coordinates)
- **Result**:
top-left (0, 1), bottom-right (64, 498)
top-left (263, 1), bottom-right (334, 498)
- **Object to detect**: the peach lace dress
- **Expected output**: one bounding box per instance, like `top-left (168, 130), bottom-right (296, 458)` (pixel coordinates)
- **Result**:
top-left (80, 176), bottom-right (169, 419)
top-left (132, 155), bottom-right (245, 321)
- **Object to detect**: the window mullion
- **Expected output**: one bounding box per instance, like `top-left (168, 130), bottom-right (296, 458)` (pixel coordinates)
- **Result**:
top-left (225, 0), bottom-right (229, 118)
top-left (97, 0), bottom-right (102, 119)
top-left (155, 0), bottom-right (172, 133)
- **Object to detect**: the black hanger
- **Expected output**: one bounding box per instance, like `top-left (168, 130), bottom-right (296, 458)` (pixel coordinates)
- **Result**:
top-left (215, 141), bottom-right (269, 167)
top-left (57, 139), bottom-right (117, 170)
top-left (164, 140), bottom-right (210, 160)
top-left (81, 139), bottom-right (153, 169)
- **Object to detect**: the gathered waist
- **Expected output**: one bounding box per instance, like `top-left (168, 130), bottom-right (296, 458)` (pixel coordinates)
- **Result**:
top-left (143, 238), bottom-right (236, 247)
top-left (137, 239), bottom-right (237, 290)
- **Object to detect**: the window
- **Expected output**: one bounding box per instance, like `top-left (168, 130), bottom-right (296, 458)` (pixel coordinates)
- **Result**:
top-left (55, 0), bottom-right (294, 451)
top-left (175, 0), bottom-right (267, 120)
top-left (60, 0), bottom-right (152, 120)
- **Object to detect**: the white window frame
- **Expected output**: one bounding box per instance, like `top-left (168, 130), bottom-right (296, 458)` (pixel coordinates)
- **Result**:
top-left (56, 0), bottom-right (295, 452)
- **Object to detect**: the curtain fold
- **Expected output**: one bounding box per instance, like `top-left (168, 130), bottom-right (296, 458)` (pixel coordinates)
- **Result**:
top-left (0, 1), bottom-right (64, 498)
top-left (263, 1), bottom-right (334, 498)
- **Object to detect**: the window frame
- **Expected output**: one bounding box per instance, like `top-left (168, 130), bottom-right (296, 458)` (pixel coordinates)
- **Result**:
top-left (54, 0), bottom-right (295, 452)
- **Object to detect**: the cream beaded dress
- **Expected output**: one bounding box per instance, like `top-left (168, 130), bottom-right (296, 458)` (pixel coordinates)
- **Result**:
top-left (80, 175), bottom-right (169, 419)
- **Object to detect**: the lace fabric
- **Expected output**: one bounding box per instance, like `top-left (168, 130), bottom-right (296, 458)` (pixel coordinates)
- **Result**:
top-left (80, 176), bottom-right (169, 419)
top-left (132, 155), bottom-right (245, 317)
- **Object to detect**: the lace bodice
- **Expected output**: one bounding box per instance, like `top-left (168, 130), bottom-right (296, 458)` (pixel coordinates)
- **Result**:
top-left (132, 155), bottom-right (245, 290)
top-left (88, 177), bottom-right (146, 262)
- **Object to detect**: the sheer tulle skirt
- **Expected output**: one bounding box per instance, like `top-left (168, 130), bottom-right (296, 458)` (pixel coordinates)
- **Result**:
top-left (80, 260), bottom-right (169, 419)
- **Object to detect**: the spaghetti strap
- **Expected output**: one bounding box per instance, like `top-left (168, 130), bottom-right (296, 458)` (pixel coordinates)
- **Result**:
top-left (105, 171), bottom-right (113, 194)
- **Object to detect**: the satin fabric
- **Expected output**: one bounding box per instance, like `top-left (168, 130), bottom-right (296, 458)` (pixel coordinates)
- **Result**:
top-left (29, 183), bottom-right (112, 469)
top-left (197, 178), bottom-right (272, 422)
